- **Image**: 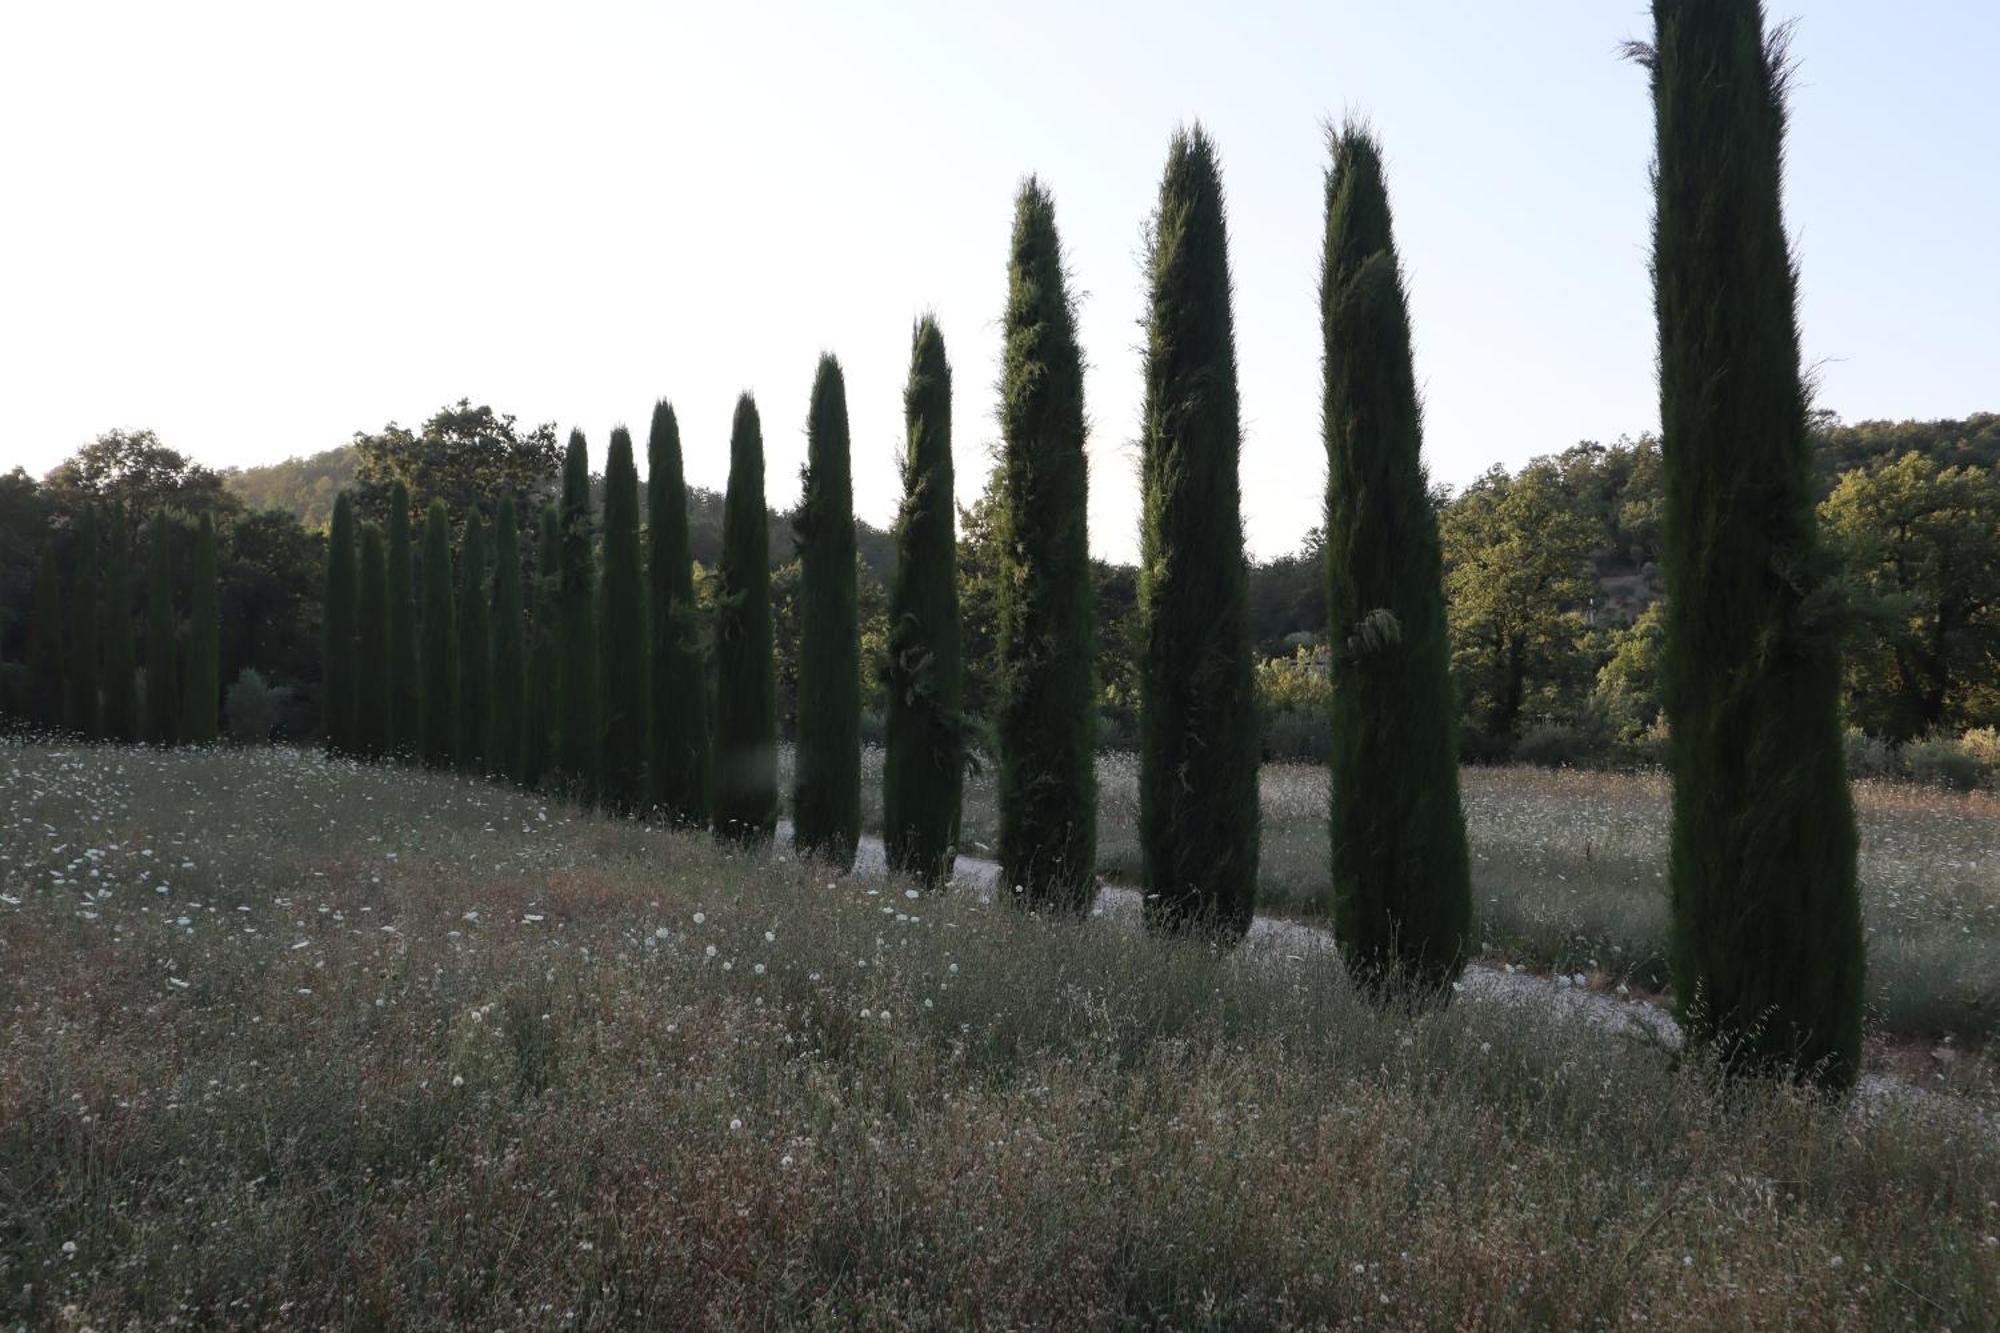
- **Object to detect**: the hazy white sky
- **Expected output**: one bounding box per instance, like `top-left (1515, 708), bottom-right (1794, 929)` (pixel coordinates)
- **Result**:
top-left (3, 1), bottom-right (1995, 562)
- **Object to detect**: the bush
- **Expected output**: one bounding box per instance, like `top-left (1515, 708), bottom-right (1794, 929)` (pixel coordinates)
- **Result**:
top-left (1513, 723), bottom-right (1599, 770)
top-left (225, 668), bottom-right (291, 744)
top-left (1905, 736), bottom-right (1987, 792)
top-left (1260, 708), bottom-right (1328, 764)
top-left (1843, 727), bottom-right (1898, 780)
top-left (1959, 726), bottom-right (2000, 772)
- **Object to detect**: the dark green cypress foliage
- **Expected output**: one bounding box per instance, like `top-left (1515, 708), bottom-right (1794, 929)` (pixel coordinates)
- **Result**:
top-left (712, 395), bottom-right (778, 842)
top-left (995, 178), bottom-right (1097, 910)
top-left (1643, 0), bottom-right (1863, 1089)
top-left (102, 501), bottom-right (139, 743)
top-left (598, 426), bottom-right (649, 814)
top-left (523, 505), bottom-right (562, 790)
top-left (28, 541), bottom-right (64, 732)
top-left (181, 512), bottom-right (220, 745)
top-left (64, 504), bottom-right (101, 738)
top-left (882, 317), bottom-right (963, 887)
top-left (322, 492), bottom-right (359, 755)
top-left (387, 482), bottom-right (420, 761)
top-left (647, 400), bottom-right (710, 825)
top-left (355, 523), bottom-right (391, 759)
top-left (457, 512), bottom-right (492, 776)
top-left (1321, 123), bottom-right (1472, 989)
top-left (1136, 126), bottom-right (1260, 940)
top-left (143, 511), bottom-right (178, 746)
top-left (793, 355), bottom-right (862, 868)
top-left (491, 496), bottom-right (527, 785)
top-left (419, 500), bottom-right (458, 770)
top-left (556, 430), bottom-right (599, 803)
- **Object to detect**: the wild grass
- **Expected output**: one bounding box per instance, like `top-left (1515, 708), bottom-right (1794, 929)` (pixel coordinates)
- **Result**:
top-left (3, 742), bottom-right (1997, 1327)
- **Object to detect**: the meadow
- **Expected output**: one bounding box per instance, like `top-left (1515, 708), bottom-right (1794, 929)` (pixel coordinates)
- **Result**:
top-left (3, 741), bottom-right (1997, 1328)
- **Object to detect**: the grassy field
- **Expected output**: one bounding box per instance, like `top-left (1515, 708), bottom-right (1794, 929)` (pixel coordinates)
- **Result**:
top-left (839, 749), bottom-right (2000, 1047)
top-left (3, 743), bottom-right (1998, 1327)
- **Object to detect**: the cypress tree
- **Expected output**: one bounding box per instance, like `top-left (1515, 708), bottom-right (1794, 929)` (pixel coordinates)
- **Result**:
top-left (793, 355), bottom-right (862, 868)
top-left (1136, 126), bottom-right (1260, 940)
top-left (102, 501), bottom-right (139, 743)
top-left (387, 482), bottom-right (420, 760)
top-left (996, 178), bottom-right (1097, 910)
top-left (65, 504), bottom-right (100, 739)
top-left (712, 395), bottom-right (778, 842)
top-left (355, 522), bottom-right (390, 759)
top-left (27, 541), bottom-right (64, 733)
top-left (1642, 0), bottom-right (1863, 1088)
top-left (1321, 122), bottom-right (1472, 989)
top-left (491, 496), bottom-right (527, 785)
top-left (419, 500), bottom-right (458, 770)
top-left (522, 504), bottom-right (562, 790)
top-left (882, 317), bottom-right (963, 887)
top-left (143, 511), bottom-right (177, 746)
top-left (181, 512), bottom-right (219, 745)
top-left (598, 426), bottom-right (648, 813)
top-left (647, 400), bottom-right (710, 825)
top-left (457, 512), bottom-right (492, 776)
top-left (322, 492), bottom-right (359, 755)
top-left (556, 430), bottom-right (599, 803)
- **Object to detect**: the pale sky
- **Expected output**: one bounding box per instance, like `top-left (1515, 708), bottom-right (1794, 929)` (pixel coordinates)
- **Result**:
top-left (3, 1), bottom-right (1995, 562)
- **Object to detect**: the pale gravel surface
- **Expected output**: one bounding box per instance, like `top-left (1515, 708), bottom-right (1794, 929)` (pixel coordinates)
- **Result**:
top-left (783, 821), bottom-right (1992, 1135)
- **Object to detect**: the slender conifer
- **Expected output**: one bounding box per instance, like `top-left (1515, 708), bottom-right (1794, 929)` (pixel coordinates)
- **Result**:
top-left (143, 511), bottom-right (177, 746)
top-left (65, 505), bottom-right (101, 739)
top-left (522, 504), bottom-right (561, 790)
top-left (419, 500), bottom-right (457, 770)
top-left (883, 317), bottom-right (963, 886)
top-left (599, 426), bottom-right (648, 813)
top-left (181, 512), bottom-right (220, 745)
top-left (356, 522), bottom-right (391, 759)
top-left (322, 493), bottom-right (359, 755)
top-left (556, 430), bottom-right (599, 802)
top-left (103, 501), bottom-right (139, 743)
top-left (996, 178), bottom-right (1097, 909)
top-left (713, 395), bottom-right (778, 842)
top-left (457, 512), bottom-right (492, 775)
top-left (491, 496), bottom-right (527, 784)
top-left (647, 400), bottom-right (710, 825)
top-left (387, 482), bottom-right (420, 760)
top-left (28, 541), bottom-right (64, 732)
top-left (793, 355), bottom-right (862, 867)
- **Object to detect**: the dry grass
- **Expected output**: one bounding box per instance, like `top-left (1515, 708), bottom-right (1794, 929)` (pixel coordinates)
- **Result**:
top-left (3, 742), bottom-right (1997, 1328)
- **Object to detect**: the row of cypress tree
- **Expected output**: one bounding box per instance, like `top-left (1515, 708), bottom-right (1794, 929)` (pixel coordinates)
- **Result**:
top-left (21, 504), bottom-right (221, 746)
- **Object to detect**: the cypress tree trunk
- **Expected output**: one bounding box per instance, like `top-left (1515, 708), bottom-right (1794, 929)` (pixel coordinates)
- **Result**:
top-left (1321, 122), bottom-right (1472, 989)
top-left (356, 522), bottom-right (391, 760)
top-left (323, 493), bottom-right (359, 756)
top-left (491, 496), bottom-right (527, 785)
top-left (1137, 126), bottom-right (1260, 940)
top-left (457, 512), bottom-right (492, 776)
top-left (793, 355), bottom-right (862, 868)
top-left (65, 504), bottom-right (101, 739)
top-left (1644, 0), bottom-right (1863, 1089)
top-left (181, 512), bottom-right (220, 745)
top-left (883, 316), bottom-right (963, 887)
top-left (102, 501), bottom-right (139, 743)
top-left (713, 395), bottom-right (778, 842)
top-left (647, 400), bottom-right (710, 825)
top-left (522, 504), bottom-right (562, 791)
top-left (387, 482), bottom-right (421, 761)
top-left (28, 541), bottom-right (64, 733)
top-left (556, 430), bottom-right (599, 804)
top-left (996, 178), bottom-right (1097, 910)
top-left (419, 500), bottom-right (458, 770)
top-left (143, 511), bottom-right (178, 746)
top-left (599, 426), bottom-right (649, 814)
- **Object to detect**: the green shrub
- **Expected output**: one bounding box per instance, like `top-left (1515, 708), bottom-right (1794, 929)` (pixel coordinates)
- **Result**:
top-left (225, 668), bottom-right (290, 744)
top-left (1904, 736), bottom-right (1985, 792)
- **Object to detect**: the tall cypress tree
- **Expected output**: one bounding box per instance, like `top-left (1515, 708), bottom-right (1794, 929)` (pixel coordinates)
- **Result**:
top-left (143, 511), bottom-right (178, 746)
top-left (181, 512), bottom-right (220, 745)
top-left (419, 500), bottom-right (458, 770)
top-left (1642, 0), bottom-right (1863, 1088)
top-left (1136, 126), bottom-right (1260, 940)
top-left (1321, 122), bottom-right (1472, 988)
top-left (883, 317), bottom-right (964, 887)
top-left (996, 178), bottom-right (1097, 910)
top-left (355, 522), bottom-right (391, 759)
top-left (322, 494), bottom-right (359, 755)
top-left (598, 426), bottom-right (649, 813)
top-left (28, 541), bottom-right (64, 733)
top-left (523, 504), bottom-right (562, 790)
top-left (387, 482), bottom-right (421, 760)
top-left (65, 504), bottom-right (101, 739)
top-left (102, 501), bottom-right (139, 743)
top-left (647, 400), bottom-right (710, 825)
top-left (556, 430), bottom-right (599, 802)
top-left (491, 496), bottom-right (527, 785)
top-left (713, 395), bottom-right (778, 842)
top-left (457, 512), bottom-right (492, 775)
top-left (793, 355), bottom-right (862, 868)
